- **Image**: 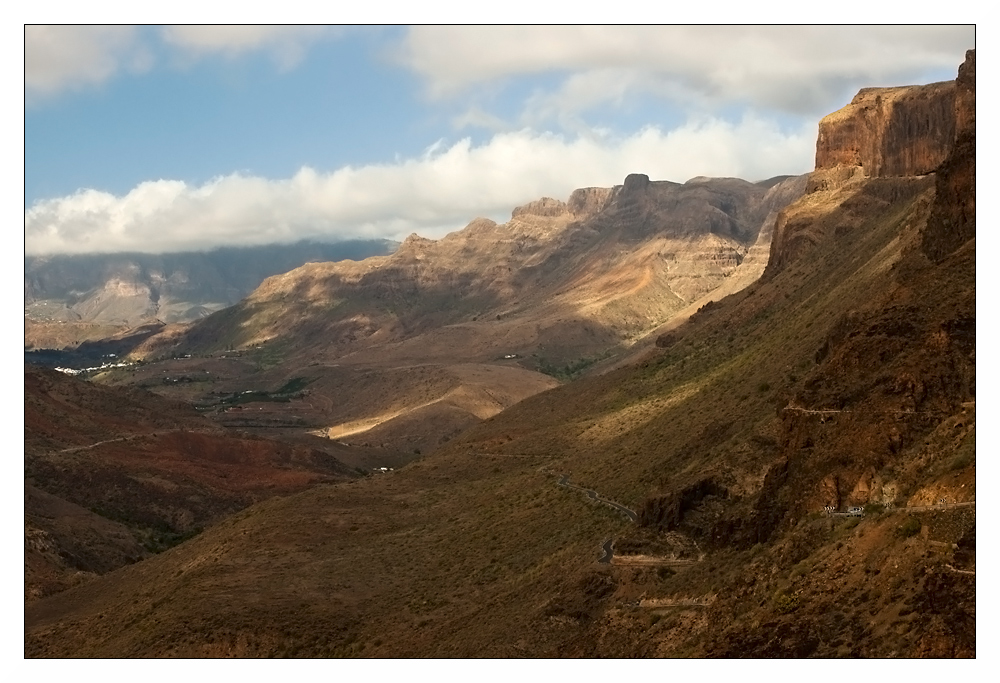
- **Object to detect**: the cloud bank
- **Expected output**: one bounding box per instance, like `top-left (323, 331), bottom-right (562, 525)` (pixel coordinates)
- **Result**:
top-left (25, 116), bottom-right (814, 255)
top-left (400, 26), bottom-right (974, 117)
top-left (26, 25), bottom-right (970, 256)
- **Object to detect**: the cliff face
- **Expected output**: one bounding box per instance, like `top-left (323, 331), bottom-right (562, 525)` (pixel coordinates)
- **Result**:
top-left (567, 187), bottom-right (614, 216)
top-left (725, 52), bottom-right (976, 565)
top-left (922, 49), bottom-right (976, 262)
top-left (815, 81), bottom-right (956, 178)
top-left (767, 52), bottom-right (973, 277)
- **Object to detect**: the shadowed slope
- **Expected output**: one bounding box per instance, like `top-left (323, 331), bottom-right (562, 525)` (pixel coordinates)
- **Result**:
top-left (24, 365), bottom-right (357, 602)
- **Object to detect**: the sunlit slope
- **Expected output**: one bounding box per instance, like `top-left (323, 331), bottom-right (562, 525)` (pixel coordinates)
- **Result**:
top-left (136, 175), bottom-right (804, 370)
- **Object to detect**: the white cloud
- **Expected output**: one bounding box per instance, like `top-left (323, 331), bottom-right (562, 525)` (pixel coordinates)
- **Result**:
top-left (24, 116), bottom-right (814, 256)
top-left (400, 26), bottom-right (974, 116)
top-left (24, 24), bottom-right (334, 97)
top-left (24, 25), bottom-right (151, 99)
top-left (160, 25), bottom-right (332, 70)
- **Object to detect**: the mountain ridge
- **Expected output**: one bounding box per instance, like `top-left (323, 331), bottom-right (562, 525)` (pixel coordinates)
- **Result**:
top-left (104, 171), bottom-right (805, 455)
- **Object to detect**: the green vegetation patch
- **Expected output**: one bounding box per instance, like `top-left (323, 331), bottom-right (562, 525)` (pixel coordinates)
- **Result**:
top-left (774, 591), bottom-right (801, 614)
top-left (535, 352), bottom-right (612, 382)
top-left (208, 376), bottom-right (314, 407)
top-left (897, 516), bottom-right (922, 539)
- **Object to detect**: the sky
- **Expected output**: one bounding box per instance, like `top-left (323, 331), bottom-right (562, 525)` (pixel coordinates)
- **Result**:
top-left (23, 25), bottom-right (975, 256)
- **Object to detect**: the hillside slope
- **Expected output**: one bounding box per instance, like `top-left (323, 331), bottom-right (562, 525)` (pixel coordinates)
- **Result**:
top-left (24, 52), bottom-right (974, 658)
top-left (104, 174), bottom-right (803, 455)
top-left (24, 365), bottom-right (358, 603)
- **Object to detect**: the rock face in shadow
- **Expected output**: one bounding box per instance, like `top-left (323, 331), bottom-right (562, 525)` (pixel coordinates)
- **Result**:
top-left (922, 49), bottom-right (976, 262)
top-left (596, 174), bottom-right (771, 242)
top-left (638, 478), bottom-right (728, 530)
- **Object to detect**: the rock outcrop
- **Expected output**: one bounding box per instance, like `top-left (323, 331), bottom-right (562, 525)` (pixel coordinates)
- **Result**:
top-left (567, 187), bottom-right (614, 217)
top-left (815, 81), bottom-right (956, 178)
top-left (766, 53), bottom-right (972, 278)
top-left (638, 478), bottom-right (728, 531)
top-left (922, 49), bottom-right (976, 262)
top-left (511, 197), bottom-right (568, 218)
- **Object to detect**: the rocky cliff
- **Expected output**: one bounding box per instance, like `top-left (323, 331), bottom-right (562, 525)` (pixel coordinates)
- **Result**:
top-left (814, 81), bottom-right (956, 178)
top-left (766, 51), bottom-right (973, 277)
top-left (922, 49), bottom-right (976, 262)
top-left (164, 173), bottom-right (806, 369)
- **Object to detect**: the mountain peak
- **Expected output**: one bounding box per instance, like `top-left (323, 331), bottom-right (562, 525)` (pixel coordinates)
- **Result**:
top-left (621, 172), bottom-right (651, 194)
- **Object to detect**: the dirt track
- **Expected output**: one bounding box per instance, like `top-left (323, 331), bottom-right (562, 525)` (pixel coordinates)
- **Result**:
top-left (904, 501), bottom-right (976, 512)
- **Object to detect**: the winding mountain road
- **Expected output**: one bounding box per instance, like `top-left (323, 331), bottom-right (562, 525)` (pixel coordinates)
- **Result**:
top-left (598, 539), bottom-right (615, 564)
top-left (945, 564), bottom-right (975, 576)
top-left (557, 474), bottom-right (638, 523)
top-left (782, 406), bottom-right (950, 416)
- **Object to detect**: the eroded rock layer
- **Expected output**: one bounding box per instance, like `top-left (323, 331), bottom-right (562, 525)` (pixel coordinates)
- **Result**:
top-left (815, 81), bottom-right (956, 178)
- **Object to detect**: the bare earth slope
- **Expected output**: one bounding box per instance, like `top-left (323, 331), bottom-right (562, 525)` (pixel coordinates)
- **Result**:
top-left (25, 52), bottom-right (973, 659)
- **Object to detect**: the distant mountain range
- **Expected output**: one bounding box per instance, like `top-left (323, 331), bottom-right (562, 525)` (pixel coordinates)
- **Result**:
top-left (24, 239), bottom-right (398, 347)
